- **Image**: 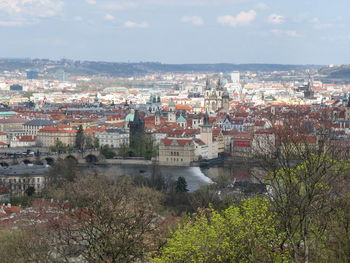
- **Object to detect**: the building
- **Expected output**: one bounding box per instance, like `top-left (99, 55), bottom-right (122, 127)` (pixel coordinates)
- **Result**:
top-left (97, 129), bottom-right (129, 148)
top-left (37, 124), bottom-right (77, 147)
top-left (26, 69), bottom-right (39, 80)
top-left (129, 110), bottom-right (145, 150)
top-left (204, 78), bottom-right (229, 112)
top-left (24, 119), bottom-right (56, 135)
top-left (0, 185), bottom-right (10, 203)
top-left (158, 138), bottom-right (207, 166)
top-left (200, 112), bottom-right (223, 158)
top-left (0, 117), bottom-right (26, 132)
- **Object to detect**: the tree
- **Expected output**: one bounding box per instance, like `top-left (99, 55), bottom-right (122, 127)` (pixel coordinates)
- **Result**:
top-left (75, 125), bottom-right (85, 150)
top-left (38, 174), bottom-right (164, 262)
top-left (251, 110), bottom-right (350, 262)
top-left (25, 186), bottom-right (35, 196)
top-left (85, 134), bottom-right (94, 149)
top-left (153, 198), bottom-right (290, 263)
top-left (117, 143), bottom-right (129, 158)
top-left (175, 177), bottom-right (189, 193)
top-left (93, 137), bottom-right (100, 149)
top-left (50, 139), bottom-right (69, 153)
top-left (101, 145), bottom-right (116, 159)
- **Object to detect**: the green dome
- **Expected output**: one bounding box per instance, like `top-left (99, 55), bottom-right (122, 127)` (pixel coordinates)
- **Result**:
top-left (125, 113), bottom-right (135, 122)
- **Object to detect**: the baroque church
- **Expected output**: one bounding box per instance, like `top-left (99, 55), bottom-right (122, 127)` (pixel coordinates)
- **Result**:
top-left (204, 77), bottom-right (230, 112)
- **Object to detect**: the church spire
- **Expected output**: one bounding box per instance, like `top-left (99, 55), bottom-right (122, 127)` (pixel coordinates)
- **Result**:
top-left (203, 111), bottom-right (211, 127)
top-left (205, 76), bottom-right (211, 90)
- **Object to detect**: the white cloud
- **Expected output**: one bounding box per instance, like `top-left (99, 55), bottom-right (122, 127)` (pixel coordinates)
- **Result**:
top-left (268, 14), bottom-right (285, 24)
top-left (0, 0), bottom-right (64, 17)
top-left (271, 29), bottom-right (299, 37)
top-left (0, 0), bottom-right (63, 26)
top-left (74, 16), bottom-right (83, 21)
top-left (217, 10), bottom-right (256, 27)
top-left (123, 21), bottom-right (149, 28)
top-left (86, 0), bottom-right (96, 4)
top-left (103, 2), bottom-right (138, 10)
top-left (310, 17), bottom-right (332, 30)
top-left (104, 14), bottom-right (115, 21)
top-left (180, 16), bottom-right (204, 26)
top-left (256, 3), bottom-right (269, 10)
top-left (0, 20), bottom-right (24, 27)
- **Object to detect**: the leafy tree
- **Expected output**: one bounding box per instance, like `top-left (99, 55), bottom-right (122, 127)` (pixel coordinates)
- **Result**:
top-left (50, 139), bottom-right (69, 153)
top-left (251, 112), bottom-right (350, 262)
top-left (153, 198), bottom-right (290, 263)
top-left (85, 134), bottom-right (94, 149)
top-left (175, 177), bottom-right (189, 193)
top-left (75, 125), bottom-right (85, 150)
top-left (25, 186), bottom-right (35, 196)
top-left (101, 145), bottom-right (116, 159)
top-left (93, 137), bottom-right (100, 148)
top-left (36, 174), bottom-right (164, 262)
top-left (117, 143), bottom-right (130, 158)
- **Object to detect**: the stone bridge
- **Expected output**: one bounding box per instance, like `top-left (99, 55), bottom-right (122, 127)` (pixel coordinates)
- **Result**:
top-left (0, 150), bottom-right (104, 167)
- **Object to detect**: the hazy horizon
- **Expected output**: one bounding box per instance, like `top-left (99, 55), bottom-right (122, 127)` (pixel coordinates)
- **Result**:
top-left (0, 0), bottom-right (349, 65)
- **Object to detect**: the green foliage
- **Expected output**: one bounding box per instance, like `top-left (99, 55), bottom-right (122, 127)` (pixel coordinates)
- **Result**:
top-left (10, 195), bottom-right (35, 207)
top-left (130, 134), bottom-right (158, 159)
top-left (153, 198), bottom-right (290, 263)
top-left (175, 177), bottom-right (189, 193)
top-left (93, 137), bottom-right (100, 148)
top-left (24, 186), bottom-right (35, 196)
top-left (117, 143), bottom-right (130, 158)
top-left (75, 125), bottom-right (85, 150)
top-left (101, 145), bottom-right (116, 159)
top-left (50, 139), bottom-right (72, 153)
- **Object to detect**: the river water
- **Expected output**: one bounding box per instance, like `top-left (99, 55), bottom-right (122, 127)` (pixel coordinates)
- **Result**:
top-left (83, 163), bottom-right (252, 192)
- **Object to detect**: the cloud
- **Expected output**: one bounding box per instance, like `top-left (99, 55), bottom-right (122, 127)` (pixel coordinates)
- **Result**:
top-left (268, 14), bottom-right (285, 24)
top-left (0, 0), bottom-right (63, 17)
top-left (74, 16), bottom-right (83, 21)
top-left (256, 3), bottom-right (269, 10)
top-left (0, 0), bottom-right (63, 26)
top-left (310, 17), bottom-right (332, 30)
top-left (0, 20), bottom-right (24, 27)
top-left (123, 21), bottom-right (149, 28)
top-left (271, 29), bottom-right (299, 37)
top-left (86, 0), bottom-right (96, 4)
top-left (103, 2), bottom-right (138, 10)
top-left (217, 10), bottom-right (256, 27)
top-left (104, 14), bottom-right (116, 21)
top-left (180, 16), bottom-right (204, 26)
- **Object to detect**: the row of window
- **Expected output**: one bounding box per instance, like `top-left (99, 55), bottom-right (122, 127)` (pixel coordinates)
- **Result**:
top-left (166, 157), bottom-right (184, 162)
top-left (0, 178), bottom-right (42, 184)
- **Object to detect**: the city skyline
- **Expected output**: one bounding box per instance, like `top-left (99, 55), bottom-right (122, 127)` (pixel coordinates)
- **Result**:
top-left (0, 0), bottom-right (349, 65)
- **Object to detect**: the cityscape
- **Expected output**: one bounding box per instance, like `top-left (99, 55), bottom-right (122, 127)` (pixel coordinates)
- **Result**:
top-left (1, 0), bottom-right (350, 262)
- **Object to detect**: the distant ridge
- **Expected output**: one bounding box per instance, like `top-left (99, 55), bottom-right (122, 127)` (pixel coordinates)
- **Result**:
top-left (0, 58), bottom-right (321, 77)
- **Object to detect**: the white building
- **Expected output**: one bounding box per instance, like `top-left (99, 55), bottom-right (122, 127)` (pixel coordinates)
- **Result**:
top-left (96, 129), bottom-right (129, 148)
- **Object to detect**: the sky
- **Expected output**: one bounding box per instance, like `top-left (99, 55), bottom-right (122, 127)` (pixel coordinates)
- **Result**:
top-left (0, 0), bottom-right (349, 65)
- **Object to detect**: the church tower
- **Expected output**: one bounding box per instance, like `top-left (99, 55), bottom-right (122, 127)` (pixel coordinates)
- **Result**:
top-left (155, 109), bottom-right (161, 126)
top-left (200, 111), bottom-right (214, 158)
top-left (129, 110), bottom-right (145, 150)
top-left (345, 94), bottom-right (350, 121)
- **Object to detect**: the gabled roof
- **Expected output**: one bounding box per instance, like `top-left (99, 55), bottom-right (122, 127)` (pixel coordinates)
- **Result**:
top-left (24, 119), bottom-right (55, 127)
top-left (177, 115), bottom-right (186, 123)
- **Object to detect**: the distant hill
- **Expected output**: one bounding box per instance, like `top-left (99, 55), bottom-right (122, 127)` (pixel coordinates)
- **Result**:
top-left (318, 65), bottom-right (350, 81)
top-left (0, 58), bottom-right (320, 77)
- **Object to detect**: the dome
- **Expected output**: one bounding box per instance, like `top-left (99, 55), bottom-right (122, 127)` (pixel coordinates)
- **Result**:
top-left (125, 113), bottom-right (135, 122)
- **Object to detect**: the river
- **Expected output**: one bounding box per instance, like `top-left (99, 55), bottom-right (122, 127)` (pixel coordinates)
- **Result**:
top-left (82, 162), bottom-right (252, 192)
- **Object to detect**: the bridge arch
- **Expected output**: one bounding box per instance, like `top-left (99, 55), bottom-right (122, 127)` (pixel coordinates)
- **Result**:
top-left (0, 162), bottom-right (9, 167)
top-left (23, 159), bottom-right (33, 165)
top-left (65, 155), bottom-right (78, 164)
top-left (44, 157), bottom-right (55, 166)
top-left (85, 154), bottom-right (99, 164)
